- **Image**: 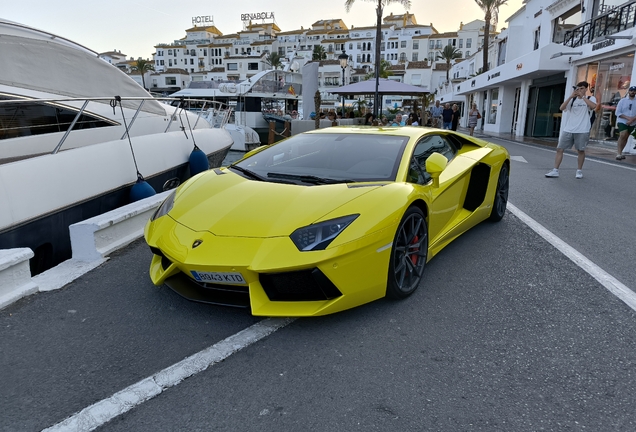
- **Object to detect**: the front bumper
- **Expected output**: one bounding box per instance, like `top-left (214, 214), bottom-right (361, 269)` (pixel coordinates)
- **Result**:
top-left (145, 216), bottom-right (396, 316)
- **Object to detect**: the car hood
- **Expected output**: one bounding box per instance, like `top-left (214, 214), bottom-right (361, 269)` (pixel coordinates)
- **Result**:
top-left (169, 170), bottom-right (382, 237)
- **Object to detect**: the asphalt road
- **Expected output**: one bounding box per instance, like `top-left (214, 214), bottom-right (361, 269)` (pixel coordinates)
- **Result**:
top-left (1, 138), bottom-right (636, 431)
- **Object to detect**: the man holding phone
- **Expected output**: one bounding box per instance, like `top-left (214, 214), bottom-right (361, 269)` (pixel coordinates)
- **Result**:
top-left (614, 85), bottom-right (636, 160)
top-left (545, 81), bottom-right (596, 179)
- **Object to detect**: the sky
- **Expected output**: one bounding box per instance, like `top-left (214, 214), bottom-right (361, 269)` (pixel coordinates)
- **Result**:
top-left (4, 0), bottom-right (524, 60)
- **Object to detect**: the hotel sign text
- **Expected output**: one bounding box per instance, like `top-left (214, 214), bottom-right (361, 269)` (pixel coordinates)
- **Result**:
top-left (192, 15), bottom-right (214, 26)
top-left (241, 12), bottom-right (275, 21)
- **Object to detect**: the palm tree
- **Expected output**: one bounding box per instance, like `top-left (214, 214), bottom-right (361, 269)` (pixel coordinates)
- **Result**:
top-left (364, 59), bottom-right (393, 80)
top-left (345, 0), bottom-right (411, 117)
top-left (436, 45), bottom-right (463, 82)
top-left (130, 59), bottom-right (154, 90)
top-left (312, 45), bottom-right (327, 61)
top-left (474, 0), bottom-right (508, 72)
top-left (263, 52), bottom-right (283, 70)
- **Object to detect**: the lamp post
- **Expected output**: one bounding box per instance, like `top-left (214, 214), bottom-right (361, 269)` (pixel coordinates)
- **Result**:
top-left (338, 50), bottom-right (348, 118)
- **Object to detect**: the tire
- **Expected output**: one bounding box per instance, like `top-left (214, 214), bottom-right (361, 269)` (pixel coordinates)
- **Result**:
top-left (489, 163), bottom-right (509, 222)
top-left (386, 207), bottom-right (428, 299)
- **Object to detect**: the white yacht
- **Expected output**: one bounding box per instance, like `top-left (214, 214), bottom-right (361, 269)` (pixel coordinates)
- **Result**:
top-left (171, 69), bottom-right (302, 151)
top-left (0, 19), bottom-right (234, 274)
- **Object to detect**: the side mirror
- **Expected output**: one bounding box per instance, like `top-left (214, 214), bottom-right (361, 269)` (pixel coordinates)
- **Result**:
top-left (425, 152), bottom-right (448, 188)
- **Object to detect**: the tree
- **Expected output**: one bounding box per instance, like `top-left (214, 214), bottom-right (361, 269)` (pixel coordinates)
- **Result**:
top-left (436, 45), bottom-right (463, 82)
top-left (353, 98), bottom-right (367, 116)
top-left (263, 52), bottom-right (283, 70)
top-left (364, 59), bottom-right (393, 80)
top-left (312, 45), bottom-right (327, 61)
top-left (474, 0), bottom-right (508, 72)
top-left (130, 59), bottom-right (154, 90)
top-left (345, 0), bottom-right (411, 118)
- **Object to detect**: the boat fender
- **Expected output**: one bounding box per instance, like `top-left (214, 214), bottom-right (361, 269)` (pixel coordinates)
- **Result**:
top-left (189, 146), bottom-right (209, 176)
top-left (130, 174), bottom-right (156, 202)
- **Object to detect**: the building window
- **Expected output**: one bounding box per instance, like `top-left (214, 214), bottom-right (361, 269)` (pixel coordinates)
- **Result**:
top-left (248, 62), bottom-right (259, 70)
top-left (168, 59), bottom-right (172, 67)
top-left (165, 77), bottom-right (176, 85)
top-left (227, 63), bottom-right (238, 70)
top-left (466, 38), bottom-right (472, 48)
top-left (168, 49), bottom-right (172, 55)
top-left (429, 40), bottom-right (434, 49)
top-left (357, 42), bottom-right (361, 49)
top-left (459, 39), bottom-right (463, 48)
top-left (553, 6), bottom-right (582, 43)
top-left (413, 41), bottom-right (419, 49)
top-left (534, 27), bottom-right (541, 50)
top-left (401, 40), bottom-right (407, 48)
top-left (412, 52), bottom-right (418, 61)
top-left (349, 43), bottom-right (353, 50)
top-left (466, 51), bottom-right (470, 57)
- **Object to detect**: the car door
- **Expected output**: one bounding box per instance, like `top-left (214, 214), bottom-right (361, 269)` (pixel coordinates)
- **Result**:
top-left (409, 134), bottom-right (473, 245)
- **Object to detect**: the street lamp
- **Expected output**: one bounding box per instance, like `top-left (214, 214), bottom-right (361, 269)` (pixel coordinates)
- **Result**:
top-left (339, 50), bottom-right (348, 118)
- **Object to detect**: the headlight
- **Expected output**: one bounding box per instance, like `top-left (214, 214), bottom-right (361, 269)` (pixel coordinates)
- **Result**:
top-left (151, 190), bottom-right (176, 221)
top-left (290, 215), bottom-right (359, 251)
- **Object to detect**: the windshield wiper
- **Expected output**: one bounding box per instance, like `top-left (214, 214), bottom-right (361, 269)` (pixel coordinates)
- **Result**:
top-left (229, 165), bottom-right (266, 181)
top-left (267, 172), bottom-right (355, 185)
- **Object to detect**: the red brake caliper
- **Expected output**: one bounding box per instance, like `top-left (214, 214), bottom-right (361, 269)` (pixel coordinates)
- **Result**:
top-left (409, 235), bottom-right (419, 266)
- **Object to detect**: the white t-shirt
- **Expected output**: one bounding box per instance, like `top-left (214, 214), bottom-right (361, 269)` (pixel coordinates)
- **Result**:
top-left (561, 96), bottom-right (596, 133)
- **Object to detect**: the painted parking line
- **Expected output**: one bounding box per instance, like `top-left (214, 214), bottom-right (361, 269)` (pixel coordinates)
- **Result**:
top-left (43, 318), bottom-right (295, 432)
top-left (508, 202), bottom-right (636, 312)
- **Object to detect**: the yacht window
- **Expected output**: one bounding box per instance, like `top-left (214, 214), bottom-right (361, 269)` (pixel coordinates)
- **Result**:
top-left (0, 98), bottom-right (117, 140)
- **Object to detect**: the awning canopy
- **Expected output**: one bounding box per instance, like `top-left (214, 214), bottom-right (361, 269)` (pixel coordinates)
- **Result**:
top-left (326, 78), bottom-right (429, 96)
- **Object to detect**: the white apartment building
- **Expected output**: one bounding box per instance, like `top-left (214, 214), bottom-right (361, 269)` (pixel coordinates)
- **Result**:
top-left (144, 14), bottom-right (491, 106)
top-left (444, 0), bottom-right (636, 140)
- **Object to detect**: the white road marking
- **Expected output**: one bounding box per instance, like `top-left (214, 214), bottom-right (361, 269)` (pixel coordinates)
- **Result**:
top-left (43, 318), bottom-right (295, 432)
top-left (508, 202), bottom-right (636, 312)
top-left (510, 156), bottom-right (528, 163)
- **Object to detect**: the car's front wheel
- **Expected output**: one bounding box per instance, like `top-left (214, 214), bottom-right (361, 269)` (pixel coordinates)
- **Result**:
top-left (386, 207), bottom-right (428, 299)
top-left (489, 163), bottom-right (509, 222)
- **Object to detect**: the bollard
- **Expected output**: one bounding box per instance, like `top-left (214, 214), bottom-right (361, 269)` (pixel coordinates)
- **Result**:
top-left (268, 121), bottom-right (275, 144)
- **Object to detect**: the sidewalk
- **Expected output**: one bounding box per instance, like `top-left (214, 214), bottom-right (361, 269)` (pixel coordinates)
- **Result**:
top-left (471, 129), bottom-right (636, 166)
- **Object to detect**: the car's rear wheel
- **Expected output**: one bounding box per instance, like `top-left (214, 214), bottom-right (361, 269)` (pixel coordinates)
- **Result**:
top-left (489, 163), bottom-right (509, 222)
top-left (386, 207), bottom-right (428, 299)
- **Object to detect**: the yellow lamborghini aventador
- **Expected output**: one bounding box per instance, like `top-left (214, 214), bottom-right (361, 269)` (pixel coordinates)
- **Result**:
top-left (144, 126), bottom-right (510, 316)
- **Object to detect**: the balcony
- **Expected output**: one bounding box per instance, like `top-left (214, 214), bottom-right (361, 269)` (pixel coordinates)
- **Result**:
top-left (564, 0), bottom-right (636, 47)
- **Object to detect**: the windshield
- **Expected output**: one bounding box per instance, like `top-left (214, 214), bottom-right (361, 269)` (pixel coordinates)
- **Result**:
top-left (234, 133), bottom-right (408, 184)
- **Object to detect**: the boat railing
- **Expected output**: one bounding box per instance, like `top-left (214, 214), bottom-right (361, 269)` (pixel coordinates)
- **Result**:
top-left (0, 96), bottom-right (229, 155)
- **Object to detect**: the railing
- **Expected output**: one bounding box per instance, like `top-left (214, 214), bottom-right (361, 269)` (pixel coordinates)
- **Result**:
top-left (563, 0), bottom-right (636, 47)
top-left (0, 96), bottom-right (228, 152)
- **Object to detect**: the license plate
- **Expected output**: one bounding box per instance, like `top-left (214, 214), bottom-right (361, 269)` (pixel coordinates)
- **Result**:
top-left (190, 271), bottom-right (246, 285)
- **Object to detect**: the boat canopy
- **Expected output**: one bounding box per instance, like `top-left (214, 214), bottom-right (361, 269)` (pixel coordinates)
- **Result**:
top-left (0, 32), bottom-right (165, 115)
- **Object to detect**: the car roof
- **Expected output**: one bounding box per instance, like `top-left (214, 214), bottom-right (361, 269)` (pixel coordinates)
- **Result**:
top-left (303, 126), bottom-right (433, 139)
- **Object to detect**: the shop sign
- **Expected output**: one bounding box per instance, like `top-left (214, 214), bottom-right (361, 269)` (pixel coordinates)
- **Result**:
top-left (241, 12), bottom-right (275, 21)
top-left (592, 38), bottom-right (615, 51)
top-left (610, 62), bottom-right (625, 71)
top-left (487, 71), bottom-right (501, 80)
top-left (192, 16), bottom-right (214, 26)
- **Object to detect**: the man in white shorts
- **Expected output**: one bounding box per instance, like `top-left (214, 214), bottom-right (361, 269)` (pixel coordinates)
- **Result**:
top-left (545, 81), bottom-right (597, 179)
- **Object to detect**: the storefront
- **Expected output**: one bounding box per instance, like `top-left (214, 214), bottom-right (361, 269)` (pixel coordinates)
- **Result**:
top-left (576, 52), bottom-right (635, 141)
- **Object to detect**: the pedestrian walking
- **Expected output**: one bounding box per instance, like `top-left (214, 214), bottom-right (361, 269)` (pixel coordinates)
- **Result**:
top-left (614, 85), bottom-right (636, 160)
top-left (441, 103), bottom-right (453, 130)
top-left (467, 103), bottom-right (481, 136)
top-left (545, 81), bottom-right (597, 179)
top-left (431, 100), bottom-right (443, 128)
top-left (451, 104), bottom-right (460, 131)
